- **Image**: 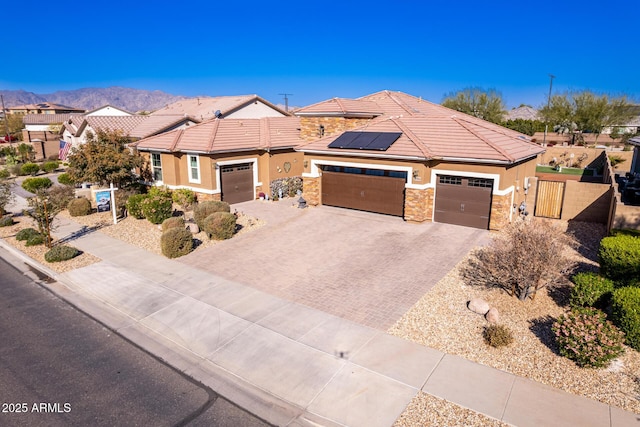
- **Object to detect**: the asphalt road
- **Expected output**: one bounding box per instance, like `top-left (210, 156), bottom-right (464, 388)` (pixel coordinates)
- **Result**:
top-left (0, 252), bottom-right (270, 427)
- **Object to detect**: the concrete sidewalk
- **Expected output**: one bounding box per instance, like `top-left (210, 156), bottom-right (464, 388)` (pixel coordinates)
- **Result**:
top-left (1, 205), bottom-right (639, 426)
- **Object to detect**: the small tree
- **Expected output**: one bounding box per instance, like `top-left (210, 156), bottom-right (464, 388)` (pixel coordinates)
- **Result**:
top-left (441, 87), bottom-right (506, 124)
top-left (0, 177), bottom-right (16, 215)
top-left (22, 182), bottom-right (67, 248)
top-left (463, 219), bottom-right (575, 301)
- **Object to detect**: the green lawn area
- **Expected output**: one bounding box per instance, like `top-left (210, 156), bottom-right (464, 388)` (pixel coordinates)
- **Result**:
top-left (536, 165), bottom-right (594, 176)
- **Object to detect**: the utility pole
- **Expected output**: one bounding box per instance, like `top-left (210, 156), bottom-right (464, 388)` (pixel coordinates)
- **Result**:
top-left (278, 93), bottom-right (293, 113)
top-left (542, 74), bottom-right (555, 146)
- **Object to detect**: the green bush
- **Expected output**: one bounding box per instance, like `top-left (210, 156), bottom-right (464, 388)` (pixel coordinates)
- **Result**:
top-left (570, 272), bottom-right (615, 309)
top-left (0, 215), bottom-right (14, 227)
top-left (56, 173), bottom-right (74, 186)
top-left (21, 177), bottom-right (53, 193)
top-left (611, 287), bottom-right (640, 351)
top-left (553, 307), bottom-right (626, 368)
top-left (483, 324), bottom-right (514, 348)
top-left (147, 185), bottom-right (173, 199)
top-left (126, 194), bottom-right (148, 219)
top-left (0, 168), bottom-right (9, 179)
top-left (202, 212), bottom-right (237, 240)
top-left (194, 201), bottom-right (230, 229)
top-left (172, 188), bottom-right (197, 212)
top-left (160, 227), bottom-right (193, 258)
top-left (44, 245), bottom-right (79, 262)
top-left (68, 197), bottom-right (92, 216)
top-left (141, 195), bottom-right (173, 224)
top-left (26, 234), bottom-right (44, 246)
top-left (16, 227), bottom-right (40, 241)
top-left (599, 235), bottom-right (640, 286)
top-left (21, 163), bottom-right (40, 176)
top-left (162, 216), bottom-right (185, 232)
top-left (41, 161), bottom-right (59, 173)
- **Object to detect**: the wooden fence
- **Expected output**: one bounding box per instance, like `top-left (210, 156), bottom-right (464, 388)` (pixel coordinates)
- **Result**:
top-left (534, 180), bottom-right (565, 219)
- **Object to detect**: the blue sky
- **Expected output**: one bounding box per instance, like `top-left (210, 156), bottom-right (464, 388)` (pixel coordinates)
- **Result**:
top-left (3, 0), bottom-right (639, 109)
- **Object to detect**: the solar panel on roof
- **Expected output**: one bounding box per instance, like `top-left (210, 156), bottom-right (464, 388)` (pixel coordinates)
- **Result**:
top-left (327, 132), bottom-right (401, 151)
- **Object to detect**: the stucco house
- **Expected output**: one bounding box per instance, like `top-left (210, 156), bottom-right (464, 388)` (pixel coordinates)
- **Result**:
top-left (131, 117), bottom-right (304, 204)
top-left (150, 95), bottom-right (289, 121)
top-left (295, 91), bottom-right (545, 230)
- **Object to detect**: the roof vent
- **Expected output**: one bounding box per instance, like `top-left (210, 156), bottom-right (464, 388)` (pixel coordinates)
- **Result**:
top-left (214, 110), bottom-right (222, 118)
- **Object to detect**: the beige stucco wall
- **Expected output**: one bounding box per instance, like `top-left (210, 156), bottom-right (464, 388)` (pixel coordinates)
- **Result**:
top-left (560, 181), bottom-right (612, 223)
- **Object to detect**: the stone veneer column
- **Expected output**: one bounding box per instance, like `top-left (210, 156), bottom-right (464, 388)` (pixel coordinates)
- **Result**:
top-left (196, 192), bottom-right (221, 202)
top-left (404, 188), bottom-right (434, 223)
top-left (302, 177), bottom-right (320, 206)
top-left (489, 193), bottom-right (512, 230)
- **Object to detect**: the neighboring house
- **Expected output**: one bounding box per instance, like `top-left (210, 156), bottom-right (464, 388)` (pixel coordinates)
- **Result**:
top-left (83, 104), bottom-right (133, 117)
top-left (296, 91), bottom-right (545, 230)
top-left (131, 117), bottom-right (303, 204)
top-left (151, 95), bottom-right (288, 121)
top-left (22, 113), bottom-right (83, 159)
top-left (504, 105), bottom-right (540, 121)
top-left (628, 136), bottom-right (640, 174)
top-left (6, 102), bottom-right (85, 115)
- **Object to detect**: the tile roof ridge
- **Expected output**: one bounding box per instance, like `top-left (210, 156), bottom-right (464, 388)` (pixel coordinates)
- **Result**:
top-left (452, 116), bottom-right (516, 162)
top-left (169, 129), bottom-right (184, 152)
top-left (388, 116), bottom-right (434, 158)
top-left (259, 117), bottom-right (270, 148)
top-left (385, 92), bottom-right (418, 116)
top-left (205, 119), bottom-right (221, 152)
top-left (334, 98), bottom-right (348, 114)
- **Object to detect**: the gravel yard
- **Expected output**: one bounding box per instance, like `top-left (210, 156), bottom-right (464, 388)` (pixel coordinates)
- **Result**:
top-left (390, 220), bottom-right (640, 425)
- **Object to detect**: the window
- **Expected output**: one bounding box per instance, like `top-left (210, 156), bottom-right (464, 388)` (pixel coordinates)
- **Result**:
top-left (439, 175), bottom-right (462, 185)
top-left (151, 152), bottom-right (162, 182)
top-left (468, 178), bottom-right (493, 188)
top-left (188, 154), bottom-right (200, 183)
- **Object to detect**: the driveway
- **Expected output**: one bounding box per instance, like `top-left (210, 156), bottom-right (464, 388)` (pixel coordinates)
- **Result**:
top-left (179, 200), bottom-right (490, 330)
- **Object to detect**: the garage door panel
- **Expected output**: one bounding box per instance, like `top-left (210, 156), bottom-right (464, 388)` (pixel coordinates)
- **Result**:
top-left (434, 176), bottom-right (493, 229)
top-left (321, 171), bottom-right (405, 217)
top-left (221, 164), bottom-right (254, 204)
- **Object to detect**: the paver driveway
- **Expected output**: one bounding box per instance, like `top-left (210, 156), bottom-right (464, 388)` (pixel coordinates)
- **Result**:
top-left (179, 200), bottom-right (490, 330)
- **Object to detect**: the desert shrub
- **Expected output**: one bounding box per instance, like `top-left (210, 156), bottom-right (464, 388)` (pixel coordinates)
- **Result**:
top-left (68, 197), bottom-right (92, 216)
top-left (172, 188), bottom-right (197, 213)
top-left (25, 234), bottom-right (45, 246)
top-left (141, 194), bottom-right (173, 224)
top-left (462, 219), bottom-right (575, 301)
top-left (21, 177), bottom-right (53, 194)
top-left (114, 188), bottom-right (140, 218)
top-left (483, 324), bottom-right (514, 348)
top-left (44, 245), bottom-right (79, 262)
top-left (202, 212), bottom-right (237, 240)
top-left (0, 168), bottom-right (9, 179)
top-left (599, 235), bottom-right (640, 286)
top-left (160, 227), bottom-right (193, 258)
top-left (56, 173), bottom-right (74, 186)
top-left (147, 185), bottom-right (173, 199)
top-left (611, 287), bottom-right (640, 351)
top-left (126, 194), bottom-right (148, 219)
top-left (0, 215), bottom-right (14, 227)
top-left (47, 185), bottom-right (75, 209)
top-left (570, 273), bottom-right (615, 309)
top-left (21, 162), bottom-right (40, 176)
top-left (41, 161), bottom-right (59, 173)
top-left (194, 201), bottom-right (230, 229)
top-left (162, 216), bottom-right (185, 232)
top-left (16, 227), bottom-right (40, 241)
top-left (553, 307), bottom-right (625, 368)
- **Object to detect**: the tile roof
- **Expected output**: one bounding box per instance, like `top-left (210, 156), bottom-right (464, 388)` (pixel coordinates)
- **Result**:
top-left (63, 115), bottom-right (197, 139)
top-left (150, 95), bottom-right (287, 120)
top-left (293, 98), bottom-right (382, 117)
top-left (132, 117), bottom-right (303, 153)
top-left (297, 92), bottom-right (545, 163)
top-left (22, 113), bottom-right (82, 125)
top-left (8, 102), bottom-right (85, 112)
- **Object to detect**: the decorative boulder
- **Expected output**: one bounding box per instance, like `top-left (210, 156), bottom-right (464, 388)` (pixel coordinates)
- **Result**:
top-left (468, 298), bottom-right (490, 315)
top-left (187, 222), bottom-right (200, 234)
top-left (485, 307), bottom-right (500, 324)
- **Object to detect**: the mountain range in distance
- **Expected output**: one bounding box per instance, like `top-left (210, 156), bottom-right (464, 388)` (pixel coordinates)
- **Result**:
top-left (0, 87), bottom-right (189, 113)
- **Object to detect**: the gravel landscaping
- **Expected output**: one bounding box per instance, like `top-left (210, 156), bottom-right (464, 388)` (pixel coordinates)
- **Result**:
top-left (390, 220), bottom-right (640, 425)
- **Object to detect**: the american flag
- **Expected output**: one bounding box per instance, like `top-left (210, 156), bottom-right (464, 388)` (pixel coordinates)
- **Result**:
top-left (58, 140), bottom-right (71, 160)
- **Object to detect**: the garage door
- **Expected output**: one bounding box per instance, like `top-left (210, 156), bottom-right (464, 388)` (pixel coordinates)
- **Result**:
top-left (220, 163), bottom-right (254, 204)
top-left (321, 166), bottom-right (406, 216)
top-left (434, 175), bottom-right (493, 229)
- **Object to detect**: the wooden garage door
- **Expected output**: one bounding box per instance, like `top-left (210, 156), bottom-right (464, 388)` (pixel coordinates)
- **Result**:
top-left (434, 175), bottom-right (493, 229)
top-left (220, 163), bottom-right (254, 204)
top-left (321, 167), bottom-right (406, 216)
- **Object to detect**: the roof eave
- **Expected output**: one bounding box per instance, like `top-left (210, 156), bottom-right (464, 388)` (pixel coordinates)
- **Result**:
top-left (296, 148), bottom-right (429, 161)
top-left (439, 153), bottom-right (540, 165)
top-left (294, 112), bottom-right (380, 118)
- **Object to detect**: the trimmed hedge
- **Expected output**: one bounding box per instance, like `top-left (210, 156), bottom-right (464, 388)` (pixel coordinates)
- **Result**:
top-left (570, 272), bottom-right (615, 309)
top-left (160, 227), bottom-right (193, 258)
top-left (16, 227), bottom-right (40, 241)
top-left (202, 212), bottom-right (236, 240)
top-left (162, 216), bottom-right (185, 232)
top-left (41, 161), bottom-right (59, 173)
top-left (0, 168), bottom-right (9, 179)
top-left (21, 163), bottom-right (40, 176)
top-left (26, 234), bottom-right (45, 246)
top-left (21, 177), bottom-right (53, 193)
top-left (611, 287), bottom-right (640, 351)
top-left (599, 235), bottom-right (640, 286)
top-left (68, 197), bottom-right (92, 216)
top-left (56, 173), bottom-right (74, 186)
top-left (44, 245), bottom-right (79, 262)
top-left (126, 194), bottom-right (147, 219)
top-left (141, 195), bottom-right (173, 224)
top-left (194, 201), bottom-right (230, 229)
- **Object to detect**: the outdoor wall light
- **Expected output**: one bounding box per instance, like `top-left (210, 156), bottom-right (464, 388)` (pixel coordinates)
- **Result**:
top-left (303, 160), bottom-right (308, 168)
top-left (412, 170), bottom-right (419, 179)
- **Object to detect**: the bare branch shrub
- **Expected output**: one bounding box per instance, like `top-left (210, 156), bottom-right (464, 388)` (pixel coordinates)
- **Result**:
top-left (462, 219), bottom-right (576, 301)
